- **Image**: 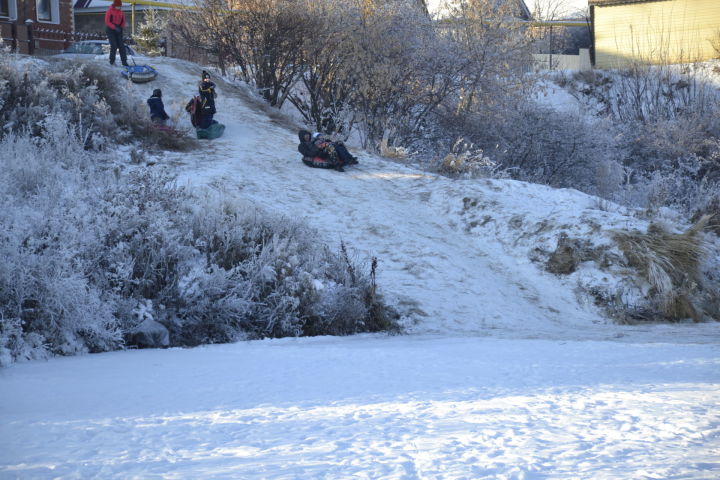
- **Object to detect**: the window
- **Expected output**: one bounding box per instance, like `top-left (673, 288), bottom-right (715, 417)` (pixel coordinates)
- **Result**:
top-left (36, 0), bottom-right (52, 21)
top-left (0, 0), bottom-right (16, 20)
top-left (36, 0), bottom-right (59, 23)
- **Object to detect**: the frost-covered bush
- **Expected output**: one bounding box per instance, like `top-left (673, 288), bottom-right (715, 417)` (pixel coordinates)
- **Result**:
top-left (493, 106), bottom-right (616, 190)
top-left (591, 116), bottom-right (720, 215)
top-left (610, 64), bottom-right (717, 124)
top-left (567, 63), bottom-right (720, 124)
top-left (435, 138), bottom-right (506, 179)
top-left (0, 123), bottom-right (396, 366)
top-left (0, 53), bottom-right (195, 152)
top-left (557, 63), bottom-right (720, 217)
top-left (173, 201), bottom-right (392, 343)
top-left (422, 63), bottom-right (719, 219)
top-left (419, 99), bottom-right (618, 191)
top-left (0, 120), bottom-right (123, 364)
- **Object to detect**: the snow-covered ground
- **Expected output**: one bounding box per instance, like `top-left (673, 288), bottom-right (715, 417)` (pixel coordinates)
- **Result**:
top-left (3, 336), bottom-right (718, 479)
top-left (1, 56), bottom-right (718, 479)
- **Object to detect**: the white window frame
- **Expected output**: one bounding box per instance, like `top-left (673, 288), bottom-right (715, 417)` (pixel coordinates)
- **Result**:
top-left (0, 0), bottom-right (17, 20)
top-left (35, 0), bottom-right (60, 24)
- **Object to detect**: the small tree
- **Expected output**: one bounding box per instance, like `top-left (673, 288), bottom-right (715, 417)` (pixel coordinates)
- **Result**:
top-left (134, 8), bottom-right (167, 57)
top-left (442, 0), bottom-right (533, 115)
top-left (278, 0), bottom-right (364, 135)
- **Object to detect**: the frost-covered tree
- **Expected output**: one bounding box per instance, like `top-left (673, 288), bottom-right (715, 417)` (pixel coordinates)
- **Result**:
top-left (441, 0), bottom-right (533, 114)
top-left (170, 0), bottom-right (313, 106)
top-left (134, 8), bottom-right (167, 56)
top-left (284, 1), bottom-right (358, 135)
top-left (168, 0), bottom-right (234, 74)
top-left (342, 1), bottom-right (457, 148)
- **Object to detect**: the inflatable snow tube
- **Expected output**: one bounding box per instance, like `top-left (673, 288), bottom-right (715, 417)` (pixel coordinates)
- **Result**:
top-left (302, 156), bottom-right (338, 169)
top-left (122, 65), bottom-right (158, 83)
top-left (196, 122), bottom-right (225, 139)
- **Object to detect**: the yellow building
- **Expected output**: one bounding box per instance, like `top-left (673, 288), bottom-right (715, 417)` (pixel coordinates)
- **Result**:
top-left (589, 0), bottom-right (720, 68)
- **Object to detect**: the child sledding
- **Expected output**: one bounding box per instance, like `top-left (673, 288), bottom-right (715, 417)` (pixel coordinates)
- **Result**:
top-left (185, 70), bottom-right (225, 140)
top-left (297, 130), bottom-right (358, 172)
top-left (145, 88), bottom-right (183, 137)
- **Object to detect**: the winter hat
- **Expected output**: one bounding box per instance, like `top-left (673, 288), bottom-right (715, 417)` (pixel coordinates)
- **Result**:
top-left (112, 0), bottom-right (121, 7)
top-left (312, 132), bottom-right (321, 140)
top-left (152, 88), bottom-right (162, 98)
top-left (202, 70), bottom-right (210, 80)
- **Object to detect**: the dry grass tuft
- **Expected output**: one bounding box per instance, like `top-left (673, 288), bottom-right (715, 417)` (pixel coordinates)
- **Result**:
top-left (379, 136), bottom-right (409, 159)
top-left (613, 215), bottom-right (712, 321)
top-left (143, 124), bottom-right (199, 152)
top-left (691, 198), bottom-right (720, 236)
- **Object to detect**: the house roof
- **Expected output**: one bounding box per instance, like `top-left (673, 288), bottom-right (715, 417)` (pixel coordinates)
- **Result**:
top-left (516, 0), bottom-right (532, 20)
top-left (496, 0), bottom-right (532, 20)
top-left (588, 0), bottom-right (671, 6)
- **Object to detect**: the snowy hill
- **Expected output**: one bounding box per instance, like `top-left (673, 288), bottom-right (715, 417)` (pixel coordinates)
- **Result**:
top-left (120, 56), bottom-right (718, 343)
top-left (1, 56), bottom-right (718, 479)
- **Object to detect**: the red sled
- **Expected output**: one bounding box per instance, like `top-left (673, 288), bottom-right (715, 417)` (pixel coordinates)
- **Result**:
top-left (150, 123), bottom-right (185, 139)
top-left (151, 124), bottom-right (181, 134)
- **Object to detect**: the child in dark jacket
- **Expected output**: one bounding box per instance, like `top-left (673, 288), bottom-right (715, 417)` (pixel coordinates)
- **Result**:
top-left (147, 89), bottom-right (170, 125)
top-left (312, 132), bottom-right (358, 166)
top-left (297, 130), bottom-right (358, 172)
top-left (198, 70), bottom-right (217, 129)
top-left (298, 129), bottom-right (330, 159)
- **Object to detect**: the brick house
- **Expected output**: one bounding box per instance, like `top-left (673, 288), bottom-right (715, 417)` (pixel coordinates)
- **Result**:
top-left (1, 0), bottom-right (75, 54)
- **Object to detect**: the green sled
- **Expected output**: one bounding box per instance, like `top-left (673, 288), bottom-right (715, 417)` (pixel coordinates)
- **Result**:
top-left (196, 123), bottom-right (225, 139)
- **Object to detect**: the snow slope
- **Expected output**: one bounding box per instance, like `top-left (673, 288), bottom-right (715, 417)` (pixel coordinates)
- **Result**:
top-left (0, 56), bottom-right (718, 480)
top-left (144, 57), bottom-right (716, 343)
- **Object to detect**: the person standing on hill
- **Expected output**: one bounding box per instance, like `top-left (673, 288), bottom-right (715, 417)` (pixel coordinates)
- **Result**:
top-left (105, 0), bottom-right (129, 67)
top-left (198, 70), bottom-right (217, 129)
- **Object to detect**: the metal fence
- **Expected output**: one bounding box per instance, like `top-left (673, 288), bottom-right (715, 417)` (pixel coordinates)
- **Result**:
top-left (34, 26), bottom-right (106, 55)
